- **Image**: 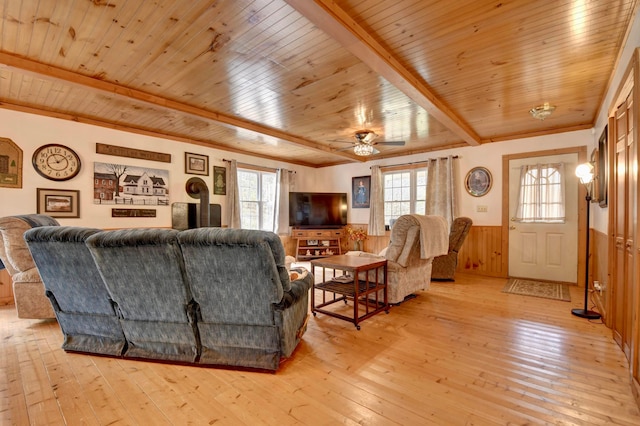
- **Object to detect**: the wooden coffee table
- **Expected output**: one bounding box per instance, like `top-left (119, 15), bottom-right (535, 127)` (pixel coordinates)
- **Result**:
top-left (310, 255), bottom-right (388, 330)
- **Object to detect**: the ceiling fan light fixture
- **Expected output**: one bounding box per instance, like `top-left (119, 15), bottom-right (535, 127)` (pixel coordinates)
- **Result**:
top-left (354, 144), bottom-right (374, 156)
top-left (355, 130), bottom-right (377, 144)
top-left (529, 102), bottom-right (556, 120)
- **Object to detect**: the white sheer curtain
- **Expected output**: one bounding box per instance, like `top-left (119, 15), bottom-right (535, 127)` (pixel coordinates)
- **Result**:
top-left (368, 165), bottom-right (385, 236)
top-left (226, 160), bottom-right (242, 228)
top-left (274, 168), bottom-right (291, 235)
top-left (514, 163), bottom-right (565, 222)
top-left (425, 155), bottom-right (458, 227)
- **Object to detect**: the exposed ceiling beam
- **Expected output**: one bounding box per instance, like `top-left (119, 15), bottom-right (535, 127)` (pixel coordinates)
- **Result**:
top-left (0, 52), bottom-right (358, 161)
top-left (0, 99), bottom-right (329, 168)
top-left (284, 0), bottom-right (481, 147)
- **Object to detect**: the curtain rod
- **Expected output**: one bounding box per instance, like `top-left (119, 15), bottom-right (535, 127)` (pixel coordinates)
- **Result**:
top-left (222, 159), bottom-right (295, 173)
top-left (371, 155), bottom-right (459, 169)
top-left (511, 161), bottom-right (564, 169)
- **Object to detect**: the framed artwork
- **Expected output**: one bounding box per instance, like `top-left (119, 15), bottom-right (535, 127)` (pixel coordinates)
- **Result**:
top-left (465, 167), bottom-right (492, 197)
top-left (0, 137), bottom-right (23, 188)
top-left (213, 166), bottom-right (226, 195)
top-left (185, 152), bottom-right (209, 176)
top-left (596, 125), bottom-right (608, 207)
top-left (93, 162), bottom-right (169, 206)
top-left (352, 175), bottom-right (371, 208)
top-left (37, 188), bottom-right (80, 218)
top-left (591, 148), bottom-right (599, 203)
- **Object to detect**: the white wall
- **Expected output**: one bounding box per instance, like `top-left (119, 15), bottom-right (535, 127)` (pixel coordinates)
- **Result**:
top-left (308, 131), bottom-right (592, 226)
top-left (0, 107), bottom-right (593, 229)
top-left (0, 109), bottom-right (310, 228)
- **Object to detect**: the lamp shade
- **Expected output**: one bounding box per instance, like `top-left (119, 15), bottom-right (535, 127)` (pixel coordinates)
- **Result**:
top-left (575, 163), bottom-right (594, 184)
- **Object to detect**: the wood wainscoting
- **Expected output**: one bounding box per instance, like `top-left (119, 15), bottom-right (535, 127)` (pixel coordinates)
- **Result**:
top-left (456, 225), bottom-right (505, 278)
top-left (281, 224), bottom-right (506, 278)
top-left (0, 268), bottom-right (13, 305)
top-left (592, 228), bottom-right (610, 325)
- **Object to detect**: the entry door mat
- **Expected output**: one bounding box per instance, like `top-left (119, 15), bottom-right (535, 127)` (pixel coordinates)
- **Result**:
top-left (502, 278), bottom-right (571, 302)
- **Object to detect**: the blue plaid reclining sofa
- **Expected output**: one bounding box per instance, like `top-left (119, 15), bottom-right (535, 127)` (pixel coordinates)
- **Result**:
top-left (24, 226), bottom-right (312, 372)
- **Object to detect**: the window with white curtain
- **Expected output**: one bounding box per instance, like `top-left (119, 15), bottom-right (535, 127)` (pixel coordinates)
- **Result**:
top-left (514, 163), bottom-right (566, 223)
top-left (238, 168), bottom-right (276, 231)
top-left (383, 168), bottom-right (427, 227)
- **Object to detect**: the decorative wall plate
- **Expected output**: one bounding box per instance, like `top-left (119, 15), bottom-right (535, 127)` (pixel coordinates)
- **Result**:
top-left (465, 166), bottom-right (492, 197)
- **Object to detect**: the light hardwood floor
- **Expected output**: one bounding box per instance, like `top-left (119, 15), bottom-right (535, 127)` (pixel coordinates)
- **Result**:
top-left (2, 273), bottom-right (639, 425)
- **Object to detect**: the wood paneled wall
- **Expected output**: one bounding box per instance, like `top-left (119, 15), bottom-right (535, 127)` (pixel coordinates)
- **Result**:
top-left (456, 226), bottom-right (506, 278)
top-left (282, 224), bottom-right (507, 278)
top-left (592, 229), bottom-right (610, 324)
top-left (0, 268), bottom-right (13, 305)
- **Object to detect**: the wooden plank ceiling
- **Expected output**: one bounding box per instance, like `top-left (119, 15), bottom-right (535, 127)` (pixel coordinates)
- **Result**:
top-left (0, 0), bottom-right (637, 167)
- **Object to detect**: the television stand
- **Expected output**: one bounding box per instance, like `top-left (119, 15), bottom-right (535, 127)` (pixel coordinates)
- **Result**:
top-left (293, 228), bottom-right (344, 261)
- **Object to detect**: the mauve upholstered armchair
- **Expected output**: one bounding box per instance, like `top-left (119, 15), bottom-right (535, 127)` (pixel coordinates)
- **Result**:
top-left (0, 214), bottom-right (58, 318)
top-left (351, 214), bottom-right (449, 304)
top-left (431, 217), bottom-right (472, 281)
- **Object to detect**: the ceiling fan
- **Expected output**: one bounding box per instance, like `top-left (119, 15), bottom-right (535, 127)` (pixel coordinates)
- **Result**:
top-left (334, 130), bottom-right (406, 156)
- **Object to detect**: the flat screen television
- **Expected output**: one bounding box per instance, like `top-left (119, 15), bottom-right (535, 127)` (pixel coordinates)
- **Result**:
top-left (289, 192), bottom-right (348, 228)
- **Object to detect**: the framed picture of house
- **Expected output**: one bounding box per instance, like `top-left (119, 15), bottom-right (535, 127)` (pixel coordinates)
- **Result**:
top-left (185, 152), bottom-right (209, 176)
top-left (37, 188), bottom-right (79, 218)
top-left (352, 175), bottom-right (370, 208)
top-left (93, 162), bottom-right (169, 206)
top-left (213, 166), bottom-right (226, 195)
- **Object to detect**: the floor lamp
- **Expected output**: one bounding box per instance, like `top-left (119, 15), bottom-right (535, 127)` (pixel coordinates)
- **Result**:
top-left (572, 163), bottom-right (601, 320)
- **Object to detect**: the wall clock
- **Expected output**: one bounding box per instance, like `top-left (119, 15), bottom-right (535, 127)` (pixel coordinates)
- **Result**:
top-left (32, 144), bottom-right (81, 181)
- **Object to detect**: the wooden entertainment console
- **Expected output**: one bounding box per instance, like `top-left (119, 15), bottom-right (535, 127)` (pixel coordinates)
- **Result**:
top-left (293, 228), bottom-right (344, 260)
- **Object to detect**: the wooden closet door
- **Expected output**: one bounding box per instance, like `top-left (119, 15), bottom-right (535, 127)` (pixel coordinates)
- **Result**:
top-left (629, 95), bottom-right (640, 380)
top-left (626, 96), bottom-right (637, 367)
top-left (612, 96), bottom-right (634, 359)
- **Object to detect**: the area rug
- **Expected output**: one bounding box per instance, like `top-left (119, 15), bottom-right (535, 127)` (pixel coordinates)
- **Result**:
top-left (502, 278), bottom-right (571, 302)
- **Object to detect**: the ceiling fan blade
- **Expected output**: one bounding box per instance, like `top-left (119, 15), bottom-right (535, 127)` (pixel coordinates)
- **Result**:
top-left (334, 145), bottom-right (355, 152)
top-left (375, 141), bottom-right (405, 146)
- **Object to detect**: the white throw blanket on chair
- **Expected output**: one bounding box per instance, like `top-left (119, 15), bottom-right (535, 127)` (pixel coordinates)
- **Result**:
top-left (409, 214), bottom-right (449, 259)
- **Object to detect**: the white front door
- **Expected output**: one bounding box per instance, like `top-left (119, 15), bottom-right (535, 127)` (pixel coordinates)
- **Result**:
top-left (508, 153), bottom-right (579, 283)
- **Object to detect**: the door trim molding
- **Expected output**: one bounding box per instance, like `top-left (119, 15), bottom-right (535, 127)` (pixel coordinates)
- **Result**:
top-left (501, 146), bottom-right (587, 283)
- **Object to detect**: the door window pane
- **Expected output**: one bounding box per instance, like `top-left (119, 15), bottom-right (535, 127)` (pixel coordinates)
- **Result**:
top-left (515, 163), bottom-right (566, 223)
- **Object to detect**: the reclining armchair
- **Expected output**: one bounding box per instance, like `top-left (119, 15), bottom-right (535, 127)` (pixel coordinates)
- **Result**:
top-left (431, 217), bottom-right (472, 281)
top-left (25, 226), bottom-right (127, 356)
top-left (353, 214), bottom-right (449, 304)
top-left (177, 228), bottom-right (313, 370)
top-left (0, 214), bottom-right (58, 318)
top-left (86, 228), bottom-right (201, 363)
